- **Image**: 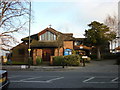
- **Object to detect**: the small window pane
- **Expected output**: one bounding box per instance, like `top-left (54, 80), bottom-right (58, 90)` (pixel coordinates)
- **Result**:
top-left (54, 35), bottom-right (56, 40)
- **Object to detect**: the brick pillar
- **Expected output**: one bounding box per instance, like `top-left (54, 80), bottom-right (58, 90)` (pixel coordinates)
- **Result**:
top-left (59, 48), bottom-right (63, 56)
top-left (54, 48), bottom-right (58, 56)
top-left (33, 49), bottom-right (37, 65)
top-left (50, 56), bottom-right (53, 65)
top-left (37, 49), bottom-right (42, 58)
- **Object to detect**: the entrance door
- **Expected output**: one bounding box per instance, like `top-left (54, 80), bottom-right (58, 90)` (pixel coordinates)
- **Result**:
top-left (42, 48), bottom-right (54, 61)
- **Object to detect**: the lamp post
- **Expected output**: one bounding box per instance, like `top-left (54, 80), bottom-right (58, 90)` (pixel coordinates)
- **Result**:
top-left (28, 1), bottom-right (31, 68)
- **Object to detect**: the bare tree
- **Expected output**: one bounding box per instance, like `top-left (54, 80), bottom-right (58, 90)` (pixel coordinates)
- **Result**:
top-left (104, 14), bottom-right (118, 52)
top-left (0, 0), bottom-right (30, 51)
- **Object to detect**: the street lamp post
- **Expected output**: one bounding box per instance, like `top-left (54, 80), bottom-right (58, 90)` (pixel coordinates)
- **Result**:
top-left (28, 1), bottom-right (31, 68)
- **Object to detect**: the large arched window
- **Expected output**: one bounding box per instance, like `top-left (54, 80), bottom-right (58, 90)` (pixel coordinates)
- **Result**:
top-left (39, 31), bottom-right (56, 41)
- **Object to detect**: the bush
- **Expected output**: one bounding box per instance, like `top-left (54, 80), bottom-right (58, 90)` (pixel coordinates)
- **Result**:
top-left (52, 55), bottom-right (81, 66)
top-left (28, 57), bottom-right (33, 65)
top-left (101, 53), bottom-right (117, 59)
top-left (90, 54), bottom-right (97, 59)
top-left (53, 56), bottom-right (64, 66)
top-left (64, 55), bottom-right (80, 66)
top-left (36, 56), bottom-right (42, 65)
top-left (7, 61), bottom-right (28, 65)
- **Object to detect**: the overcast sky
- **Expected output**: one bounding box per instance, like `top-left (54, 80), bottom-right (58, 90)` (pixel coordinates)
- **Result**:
top-left (19, 0), bottom-right (119, 41)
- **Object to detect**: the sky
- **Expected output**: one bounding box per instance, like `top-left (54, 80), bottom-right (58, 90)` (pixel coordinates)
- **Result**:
top-left (0, 0), bottom-right (119, 56)
top-left (20, 0), bottom-right (118, 41)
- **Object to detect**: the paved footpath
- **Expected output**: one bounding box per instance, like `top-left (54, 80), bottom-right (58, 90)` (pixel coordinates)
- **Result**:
top-left (2, 59), bottom-right (119, 72)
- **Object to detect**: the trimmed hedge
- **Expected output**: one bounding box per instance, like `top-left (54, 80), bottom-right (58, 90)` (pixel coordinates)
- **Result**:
top-left (53, 55), bottom-right (81, 66)
top-left (36, 56), bottom-right (42, 65)
top-left (64, 55), bottom-right (80, 66)
top-left (53, 56), bottom-right (64, 66)
top-left (6, 61), bottom-right (28, 65)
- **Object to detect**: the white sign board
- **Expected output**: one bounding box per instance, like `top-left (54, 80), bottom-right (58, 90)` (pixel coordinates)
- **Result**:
top-left (21, 65), bottom-right (28, 69)
top-left (82, 56), bottom-right (88, 59)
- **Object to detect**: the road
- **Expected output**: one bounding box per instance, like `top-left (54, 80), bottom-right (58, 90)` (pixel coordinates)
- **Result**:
top-left (7, 60), bottom-right (119, 89)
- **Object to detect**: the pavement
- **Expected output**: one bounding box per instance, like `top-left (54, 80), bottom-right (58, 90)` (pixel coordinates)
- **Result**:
top-left (2, 59), bottom-right (118, 71)
top-left (7, 59), bottom-right (119, 89)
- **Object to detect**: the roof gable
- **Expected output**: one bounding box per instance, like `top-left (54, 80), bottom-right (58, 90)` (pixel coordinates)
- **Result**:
top-left (38, 27), bottom-right (62, 36)
top-left (21, 27), bottom-right (75, 41)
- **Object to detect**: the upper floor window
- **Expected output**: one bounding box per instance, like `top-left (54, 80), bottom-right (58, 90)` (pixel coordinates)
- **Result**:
top-left (39, 31), bottom-right (56, 41)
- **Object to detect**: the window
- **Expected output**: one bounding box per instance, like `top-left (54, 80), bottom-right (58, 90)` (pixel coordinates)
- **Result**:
top-left (39, 31), bottom-right (56, 41)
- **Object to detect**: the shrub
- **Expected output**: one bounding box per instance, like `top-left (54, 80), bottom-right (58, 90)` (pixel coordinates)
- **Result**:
top-left (64, 55), bottom-right (80, 66)
top-left (90, 54), bottom-right (97, 59)
top-left (28, 57), bottom-right (33, 65)
top-left (36, 56), bottom-right (42, 65)
top-left (53, 56), bottom-right (64, 66)
top-left (101, 53), bottom-right (117, 59)
top-left (7, 61), bottom-right (28, 65)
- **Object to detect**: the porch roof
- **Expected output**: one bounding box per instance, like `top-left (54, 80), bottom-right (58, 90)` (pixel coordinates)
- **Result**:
top-left (30, 40), bottom-right (63, 48)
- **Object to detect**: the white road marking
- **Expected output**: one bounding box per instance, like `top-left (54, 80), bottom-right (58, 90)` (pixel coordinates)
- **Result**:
top-left (46, 77), bottom-right (64, 82)
top-left (10, 76), bottom-right (64, 83)
top-left (19, 77), bottom-right (42, 81)
top-left (111, 77), bottom-right (118, 82)
top-left (11, 80), bottom-right (49, 83)
top-left (84, 82), bottom-right (119, 83)
top-left (83, 77), bottom-right (95, 83)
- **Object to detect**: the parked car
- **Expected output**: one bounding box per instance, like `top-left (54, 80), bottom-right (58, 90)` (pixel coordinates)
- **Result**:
top-left (0, 70), bottom-right (9, 90)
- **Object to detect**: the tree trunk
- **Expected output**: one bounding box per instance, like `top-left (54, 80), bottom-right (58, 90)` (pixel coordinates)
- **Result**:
top-left (97, 47), bottom-right (101, 60)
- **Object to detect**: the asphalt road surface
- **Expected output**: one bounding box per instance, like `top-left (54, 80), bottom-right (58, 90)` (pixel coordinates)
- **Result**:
top-left (7, 60), bottom-right (119, 89)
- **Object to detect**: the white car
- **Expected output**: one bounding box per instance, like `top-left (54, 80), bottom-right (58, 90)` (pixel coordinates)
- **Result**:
top-left (0, 70), bottom-right (9, 90)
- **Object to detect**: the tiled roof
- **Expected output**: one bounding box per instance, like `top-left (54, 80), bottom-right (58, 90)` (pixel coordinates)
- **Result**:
top-left (21, 27), bottom-right (75, 41)
top-left (30, 40), bottom-right (63, 48)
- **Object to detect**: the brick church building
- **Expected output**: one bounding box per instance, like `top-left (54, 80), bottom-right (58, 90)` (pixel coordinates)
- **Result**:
top-left (11, 27), bottom-right (91, 65)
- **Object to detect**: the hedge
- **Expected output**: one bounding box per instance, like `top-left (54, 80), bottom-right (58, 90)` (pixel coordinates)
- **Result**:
top-left (101, 53), bottom-right (117, 59)
top-left (52, 55), bottom-right (81, 66)
top-left (36, 56), bottom-right (42, 65)
top-left (52, 56), bottom-right (64, 66)
top-left (64, 55), bottom-right (80, 66)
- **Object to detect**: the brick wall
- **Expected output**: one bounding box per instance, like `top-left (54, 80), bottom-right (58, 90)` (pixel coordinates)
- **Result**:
top-left (33, 49), bottom-right (37, 65)
top-left (33, 49), bottom-right (42, 65)
top-left (64, 41), bottom-right (73, 49)
top-left (54, 48), bottom-right (63, 56)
